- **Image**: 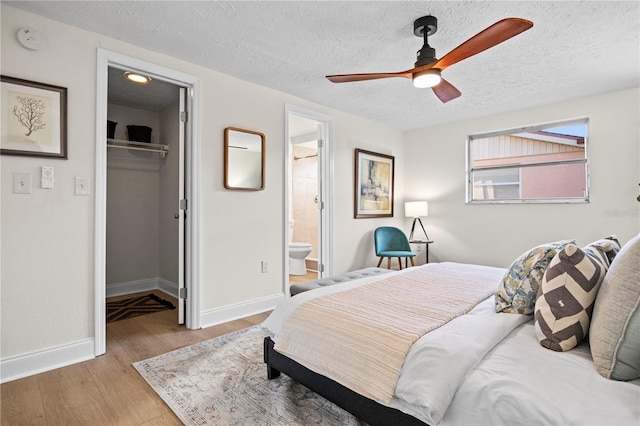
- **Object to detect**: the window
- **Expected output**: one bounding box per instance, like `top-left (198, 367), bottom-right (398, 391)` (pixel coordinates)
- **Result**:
top-left (466, 118), bottom-right (589, 203)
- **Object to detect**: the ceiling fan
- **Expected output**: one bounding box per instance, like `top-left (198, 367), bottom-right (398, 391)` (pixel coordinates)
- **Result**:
top-left (326, 16), bottom-right (533, 103)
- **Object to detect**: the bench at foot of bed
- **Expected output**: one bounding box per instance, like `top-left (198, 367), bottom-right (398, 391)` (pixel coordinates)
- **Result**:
top-left (290, 267), bottom-right (391, 295)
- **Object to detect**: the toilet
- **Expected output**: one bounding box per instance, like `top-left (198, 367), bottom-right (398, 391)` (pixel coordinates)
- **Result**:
top-left (288, 221), bottom-right (312, 275)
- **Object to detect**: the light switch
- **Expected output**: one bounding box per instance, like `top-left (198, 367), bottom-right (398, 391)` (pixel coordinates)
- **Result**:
top-left (13, 172), bottom-right (32, 194)
top-left (41, 166), bottom-right (54, 189)
top-left (75, 176), bottom-right (90, 195)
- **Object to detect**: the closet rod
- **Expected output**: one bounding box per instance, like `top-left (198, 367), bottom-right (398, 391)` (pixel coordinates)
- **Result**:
top-left (107, 139), bottom-right (169, 157)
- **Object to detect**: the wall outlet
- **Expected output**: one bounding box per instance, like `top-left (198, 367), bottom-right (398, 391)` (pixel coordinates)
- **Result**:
top-left (261, 261), bottom-right (269, 273)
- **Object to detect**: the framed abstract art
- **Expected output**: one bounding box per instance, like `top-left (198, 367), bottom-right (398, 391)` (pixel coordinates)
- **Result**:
top-left (354, 148), bottom-right (394, 218)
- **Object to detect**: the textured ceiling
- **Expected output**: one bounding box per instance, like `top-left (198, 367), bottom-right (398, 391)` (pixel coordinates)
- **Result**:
top-left (108, 67), bottom-right (180, 112)
top-left (7, 1), bottom-right (640, 130)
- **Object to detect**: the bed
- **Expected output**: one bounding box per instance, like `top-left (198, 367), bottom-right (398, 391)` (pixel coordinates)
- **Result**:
top-left (262, 237), bottom-right (640, 425)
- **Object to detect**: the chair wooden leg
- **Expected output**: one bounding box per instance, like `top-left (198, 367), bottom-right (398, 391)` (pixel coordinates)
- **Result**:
top-left (377, 257), bottom-right (383, 267)
top-left (387, 257), bottom-right (391, 269)
top-left (398, 258), bottom-right (403, 270)
top-left (409, 257), bottom-right (415, 267)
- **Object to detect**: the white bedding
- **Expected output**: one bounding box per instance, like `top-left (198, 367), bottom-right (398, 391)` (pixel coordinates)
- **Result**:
top-left (389, 297), bottom-right (528, 424)
top-left (440, 322), bottom-right (640, 426)
top-left (263, 263), bottom-right (640, 425)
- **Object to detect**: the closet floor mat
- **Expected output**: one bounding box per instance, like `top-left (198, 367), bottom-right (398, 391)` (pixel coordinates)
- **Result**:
top-left (106, 293), bottom-right (176, 323)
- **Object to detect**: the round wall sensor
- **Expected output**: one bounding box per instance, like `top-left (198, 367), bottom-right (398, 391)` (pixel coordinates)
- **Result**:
top-left (17, 28), bottom-right (46, 50)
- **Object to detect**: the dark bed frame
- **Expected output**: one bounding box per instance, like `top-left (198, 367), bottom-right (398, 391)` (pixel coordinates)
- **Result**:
top-left (264, 336), bottom-right (427, 426)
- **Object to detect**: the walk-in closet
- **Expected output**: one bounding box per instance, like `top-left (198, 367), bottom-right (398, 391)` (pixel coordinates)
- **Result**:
top-left (105, 66), bottom-right (184, 326)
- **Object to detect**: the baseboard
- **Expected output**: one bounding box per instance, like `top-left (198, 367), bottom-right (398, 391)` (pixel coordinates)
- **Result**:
top-left (106, 277), bottom-right (178, 298)
top-left (199, 293), bottom-right (285, 329)
top-left (157, 278), bottom-right (179, 298)
top-left (2, 282), bottom-right (259, 383)
top-left (1, 338), bottom-right (95, 384)
top-left (305, 257), bottom-right (319, 271)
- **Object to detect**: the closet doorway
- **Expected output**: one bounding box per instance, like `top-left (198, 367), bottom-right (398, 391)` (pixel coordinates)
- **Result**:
top-left (106, 67), bottom-right (185, 323)
top-left (95, 50), bottom-right (201, 356)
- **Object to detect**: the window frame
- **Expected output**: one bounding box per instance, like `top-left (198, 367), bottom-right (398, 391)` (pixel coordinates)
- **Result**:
top-left (466, 117), bottom-right (590, 204)
top-left (472, 167), bottom-right (522, 200)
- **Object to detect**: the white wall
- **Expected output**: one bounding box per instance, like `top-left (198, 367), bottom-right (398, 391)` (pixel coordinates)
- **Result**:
top-left (332, 117), bottom-right (406, 272)
top-left (0, 4), bottom-right (404, 369)
top-left (404, 88), bottom-right (640, 268)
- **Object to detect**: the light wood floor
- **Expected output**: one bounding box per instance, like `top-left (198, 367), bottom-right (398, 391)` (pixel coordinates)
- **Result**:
top-left (0, 291), bottom-right (270, 425)
top-left (288, 270), bottom-right (318, 285)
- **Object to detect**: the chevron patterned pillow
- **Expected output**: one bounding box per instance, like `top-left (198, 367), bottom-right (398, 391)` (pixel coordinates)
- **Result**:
top-left (534, 243), bottom-right (613, 351)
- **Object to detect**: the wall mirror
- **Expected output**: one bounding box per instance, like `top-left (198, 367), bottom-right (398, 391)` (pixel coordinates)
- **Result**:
top-left (224, 127), bottom-right (265, 190)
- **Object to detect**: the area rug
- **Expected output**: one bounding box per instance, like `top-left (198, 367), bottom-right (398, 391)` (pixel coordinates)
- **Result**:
top-left (106, 293), bottom-right (175, 323)
top-left (133, 326), bottom-right (364, 425)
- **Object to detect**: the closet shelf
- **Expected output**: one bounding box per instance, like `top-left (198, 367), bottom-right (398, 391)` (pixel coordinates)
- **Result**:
top-left (107, 138), bottom-right (169, 158)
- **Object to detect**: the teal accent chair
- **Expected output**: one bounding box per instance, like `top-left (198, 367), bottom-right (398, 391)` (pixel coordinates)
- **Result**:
top-left (374, 226), bottom-right (416, 270)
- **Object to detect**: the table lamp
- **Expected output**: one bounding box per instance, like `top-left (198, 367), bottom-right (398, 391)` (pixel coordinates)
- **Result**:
top-left (405, 201), bottom-right (430, 241)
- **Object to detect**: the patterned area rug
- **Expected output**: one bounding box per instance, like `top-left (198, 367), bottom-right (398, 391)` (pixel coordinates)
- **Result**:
top-left (106, 293), bottom-right (175, 323)
top-left (133, 326), bottom-right (364, 425)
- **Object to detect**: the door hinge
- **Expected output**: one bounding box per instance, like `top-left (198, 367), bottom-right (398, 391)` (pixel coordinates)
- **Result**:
top-left (179, 287), bottom-right (187, 299)
top-left (317, 139), bottom-right (324, 149)
top-left (319, 201), bottom-right (325, 210)
top-left (180, 199), bottom-right (188, 210)
top-left (180, 111), bottom-right (188, 122)
top-left (320, 264), bottom-right (325, 273)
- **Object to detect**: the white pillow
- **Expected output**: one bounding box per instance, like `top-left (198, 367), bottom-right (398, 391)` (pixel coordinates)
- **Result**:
top-left (590, 233), bottom-right (640, 380)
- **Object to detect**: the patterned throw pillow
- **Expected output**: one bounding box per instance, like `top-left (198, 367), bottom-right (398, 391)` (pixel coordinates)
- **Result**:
top-left (495, 240), bottom-right (574, 314)
top-left (586, 235), bottom-right (621, 266)
top-left (534, 242), bottom-right (614, 351)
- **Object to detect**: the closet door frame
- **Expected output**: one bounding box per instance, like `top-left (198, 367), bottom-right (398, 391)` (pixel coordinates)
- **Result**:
top-left (94, 49), bottom-right (201, 356)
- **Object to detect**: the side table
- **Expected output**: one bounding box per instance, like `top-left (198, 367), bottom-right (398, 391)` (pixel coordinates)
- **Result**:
top-left (409, 240), bottom-right (434, 264)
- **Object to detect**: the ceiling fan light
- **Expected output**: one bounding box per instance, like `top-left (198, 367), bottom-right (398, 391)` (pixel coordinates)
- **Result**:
top-left (413, 69), bottom-right (441, 88)
top-left (124, 71), bottom-right (152, 84)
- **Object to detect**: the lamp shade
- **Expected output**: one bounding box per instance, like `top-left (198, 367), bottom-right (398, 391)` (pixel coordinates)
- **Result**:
top-left (405, 201), bottom-right (428, 218)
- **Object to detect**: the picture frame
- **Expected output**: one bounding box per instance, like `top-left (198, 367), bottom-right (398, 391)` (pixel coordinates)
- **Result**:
top-left (354, 148), bottom-right (394, 218)
top-left (1, 75), bottom-right (67, 159)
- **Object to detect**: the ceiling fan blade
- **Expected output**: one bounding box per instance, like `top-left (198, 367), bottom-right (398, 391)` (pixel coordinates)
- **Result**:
top-left (432, 78), bottom-right (461, 103)
top-left (433, 18), bottom-right (533, 71)
top-left (326, 70), bottom-right (413, 83)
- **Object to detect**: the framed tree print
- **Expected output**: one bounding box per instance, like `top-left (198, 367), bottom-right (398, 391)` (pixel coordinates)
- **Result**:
top-left (1, 76), bottom-right (67, 159)
top-left (354, 148), bottom-right (394, 218)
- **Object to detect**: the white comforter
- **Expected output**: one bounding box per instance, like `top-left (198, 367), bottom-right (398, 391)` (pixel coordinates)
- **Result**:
top-left (440, 322), bottom-right (640, 426)
top-left (263, 263), bottom-right (640, 425)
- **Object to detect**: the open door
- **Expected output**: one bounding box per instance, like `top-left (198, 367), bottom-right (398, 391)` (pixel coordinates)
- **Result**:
top-left (177, 87), bottom-right (187, 324)
top-left (315, 128), bottom-right (325, 276)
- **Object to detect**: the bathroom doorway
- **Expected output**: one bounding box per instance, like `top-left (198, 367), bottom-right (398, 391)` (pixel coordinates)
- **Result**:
top-left (285, 106), bottom-right (333, 293)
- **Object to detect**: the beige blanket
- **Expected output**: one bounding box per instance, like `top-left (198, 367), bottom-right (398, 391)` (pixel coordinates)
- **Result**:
top-left (274, 263), bottom-right (500, 403)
